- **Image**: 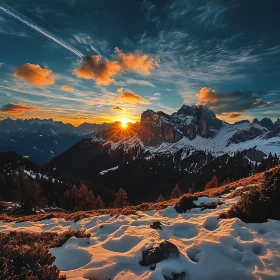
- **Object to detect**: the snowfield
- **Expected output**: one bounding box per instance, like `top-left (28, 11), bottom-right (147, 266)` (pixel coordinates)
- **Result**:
top-left (1, 189), bottom-right (280, 280)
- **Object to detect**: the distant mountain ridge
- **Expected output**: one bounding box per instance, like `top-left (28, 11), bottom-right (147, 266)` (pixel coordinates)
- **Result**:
top-left (0, 118), bottom-right (109, 135)
top-left (1, 105), bottom-right (279, 166)
top-left (0, 118), bottom-right (110, 164)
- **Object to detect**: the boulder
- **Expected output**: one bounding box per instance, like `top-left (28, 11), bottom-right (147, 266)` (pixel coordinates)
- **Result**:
top-left (140, 240), bottom-right (180, 266)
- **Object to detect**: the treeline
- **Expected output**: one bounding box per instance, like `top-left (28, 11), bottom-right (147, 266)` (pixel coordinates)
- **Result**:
top-left (0, 167), bottom-right (131, 213)
top-left (0, 152), bottom-right (279, 213)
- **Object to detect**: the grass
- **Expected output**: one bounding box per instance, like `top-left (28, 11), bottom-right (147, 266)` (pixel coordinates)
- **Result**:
top-left (0, 230), bottom-right (91, 280)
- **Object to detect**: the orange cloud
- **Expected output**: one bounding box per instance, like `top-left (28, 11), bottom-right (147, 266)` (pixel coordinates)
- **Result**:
top-left (73, 56), bottom-right (122, 85)
top-left (196, 87), bottom-right (220, 104)
top-left (196, 87), bottom-right (270, 117)
top-left (60, 85), bottom-right (74, 92)
top-left (0, 115), bottom-right (6, 120)
top-left (115, 47), bottom-right (159, 75)
top-left (1, 103), bottom-right (39, 115)
top-left (220, 112), bottom-right (243, 118)
top-left (111, 106), bottom-right (123, 111)
top-left (115, 88), bottom-right (149, 104)
top-left (73, 49), bottom-right (158, 86)
top-left (14, 63), bottom-right (56, 87)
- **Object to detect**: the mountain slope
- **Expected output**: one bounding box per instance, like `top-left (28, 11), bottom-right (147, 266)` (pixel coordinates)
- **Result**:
top-left (1, 171), bottom-right (279, 280)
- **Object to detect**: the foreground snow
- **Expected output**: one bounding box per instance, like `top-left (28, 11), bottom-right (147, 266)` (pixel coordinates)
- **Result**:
top-left (1, 190), bottom-right (280, 280)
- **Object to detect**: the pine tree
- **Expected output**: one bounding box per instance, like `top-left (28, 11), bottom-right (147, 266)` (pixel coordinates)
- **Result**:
top-left (114, 188), bottom-right (129, 208)
top-left (77, 184), bottom-right (90, 210)
top-left (170, 185), bottom-right (182, 199)
top-left (205, 175), bottom-right (219, 189)
top-left (156, 194), bottom-right (165, 202)
top-left (88, 190), bottom-right (97, 210)
top-left (96, 195), bottom-right (104, 209)
top-left (15, 167), bottom-right (43, 213)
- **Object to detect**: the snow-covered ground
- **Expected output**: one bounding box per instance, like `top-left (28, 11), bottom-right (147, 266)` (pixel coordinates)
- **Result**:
top-left (0, 189), bottom-right (280, 280)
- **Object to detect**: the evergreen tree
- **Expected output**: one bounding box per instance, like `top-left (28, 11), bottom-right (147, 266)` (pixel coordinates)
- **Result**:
top-left (170, 185), bottom-right (182, 199)
top-left (156, 194), bottom-right (165, 202)
top-left (88, 190), bottom-right (97, 210)
top-left (96, 195), bottom-right (104, 209)
top-left (77, 184), bottom-right (90, 210)
top-left (205, 175), bottom-right (219, 189)
top-left (114, 188), bottom-right (129, 208)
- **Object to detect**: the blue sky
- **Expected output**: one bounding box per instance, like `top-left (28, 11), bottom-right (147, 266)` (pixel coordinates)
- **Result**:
top-left (0, 0), bottom-right (279, 125)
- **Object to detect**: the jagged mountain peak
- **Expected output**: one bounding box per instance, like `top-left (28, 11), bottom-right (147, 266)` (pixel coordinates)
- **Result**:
top-left (275, 118), bottom-right (280, 126)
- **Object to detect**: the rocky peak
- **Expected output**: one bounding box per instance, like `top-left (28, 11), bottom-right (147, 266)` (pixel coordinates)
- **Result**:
top-left (274, 118), bottom-right (280, 127)
top-left (259, 118), bottom-right (274, 130)
top-left (138, 105), bottom-right (223, 146)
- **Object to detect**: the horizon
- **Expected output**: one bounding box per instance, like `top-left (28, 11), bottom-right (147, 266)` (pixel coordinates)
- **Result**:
top-left (1, 102), bottom-right (280, 127)
top-left (1, 0), bottom-right (280, 126)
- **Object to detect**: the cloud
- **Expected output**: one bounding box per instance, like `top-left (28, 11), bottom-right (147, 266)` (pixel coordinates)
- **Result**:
top-left (73, 56), bottom-right (121, 85)
top-left (115, 88), bottom-right (149, 104)
top-left (60, 85), bottom-right (74, 92)
top-left (218, 112), bottom-right (243, 119)
top-left (0, 5), bottom-right (83, 57)
top-left (73, 48), bottom-right (158, 86)
top-left (196, 87), bottom-right (271, 116)
top-left (1, 103), bottom-right (39, 115)
top-left (111, 107), bottom-right (123, 111)
top-left (114, 78), bottom-right (156, 87)
top-left (115, 47), bottom-right (159, 75)
top-left (14, 63), bottom-right (56, 87)
top-left (0, 115), bottom-right (6, 120)
top-left (0, 62), bottom-right (3, 67)
top-left (149, 92), bottom-right (161, 101)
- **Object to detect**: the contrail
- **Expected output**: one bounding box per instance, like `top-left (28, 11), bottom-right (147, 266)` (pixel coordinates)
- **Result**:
top-left (0, 4), bottom-right (84, 57)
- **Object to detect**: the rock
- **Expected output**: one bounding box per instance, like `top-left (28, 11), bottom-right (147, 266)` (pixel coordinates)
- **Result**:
top-left (140, 241), bottom-right (180, 266)
top-left (138, 110), bottom-right (183, 146)
top-left (259, 118), bottom-right (274, 130)
top-left (228, 125), bottom-right (266, 145)
top-left (174, 195), bottom-right (198, 213)
top-left (275, 118), bottom-right (280, 127)
top-left (164, 272), bottom-right (186, 280)
top-left (138, 105), bottom-right (222, 146)
top-left (150, 221), bottom-right (162, 230)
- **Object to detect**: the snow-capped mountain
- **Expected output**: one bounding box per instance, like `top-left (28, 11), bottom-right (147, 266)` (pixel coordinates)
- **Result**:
top-left (0, 118), bottom-right (109, 164)
top-left (46, 105), bottom-right (279, 203)
top-left (136, 105), bottom-right (280, 155)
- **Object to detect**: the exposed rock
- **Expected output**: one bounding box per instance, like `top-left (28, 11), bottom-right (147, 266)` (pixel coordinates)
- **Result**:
top-left (259, 118), bottom-right (274, 130)
top-left (138, 110), bottom-right (183, 146)
top-left (174, 195), bottom-right (198, 213)
top-left (228, 125), bottom-right (266, 145)
top-left (265, 126), bottom-right (280, 138)
top-left (164, 272), bottom-right (186, 280)
top-left (275, 118), bottom-right (280, 127)
top-left (252, 118), bottom-right (260, 125)
top-left (138, 105), bottom-right (222, 146)
top-left (150, 221), bottom-right (162, 230)
top-left (140, 240), bottom-right (180, 266)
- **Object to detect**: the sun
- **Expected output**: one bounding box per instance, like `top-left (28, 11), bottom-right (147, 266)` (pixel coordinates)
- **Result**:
top-left (120, 119), bottom-right (128, 128)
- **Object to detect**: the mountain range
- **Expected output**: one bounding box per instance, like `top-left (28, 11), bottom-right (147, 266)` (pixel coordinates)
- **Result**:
top-left (1, 105), bottom-right (279, 203)
top-left (0, 118), bottom-right (109, 164)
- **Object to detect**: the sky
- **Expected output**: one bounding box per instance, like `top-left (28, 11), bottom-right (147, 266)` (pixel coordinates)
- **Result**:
top-left (0, 0), bottom-right (279, 126)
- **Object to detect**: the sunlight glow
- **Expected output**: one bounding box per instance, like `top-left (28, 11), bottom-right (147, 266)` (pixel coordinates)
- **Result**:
top-left (120, 119), bottom-right (128, 128)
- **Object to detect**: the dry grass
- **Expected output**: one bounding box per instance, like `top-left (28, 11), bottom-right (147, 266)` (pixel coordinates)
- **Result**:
top-left (0, 230), bottom-right (91, 280)
top-left (0, 171), bottom-right (265, 223)
top-left (195, 172), bottom-right (264, 198)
